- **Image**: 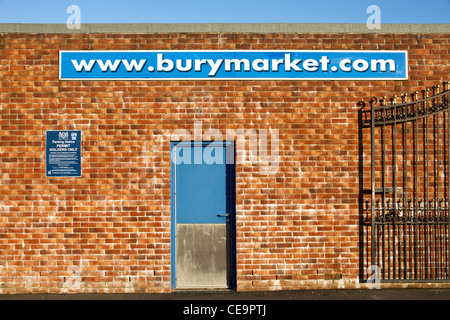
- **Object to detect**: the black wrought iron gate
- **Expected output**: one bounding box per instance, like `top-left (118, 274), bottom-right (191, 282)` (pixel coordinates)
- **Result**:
top-left (363, 83), bottom-right (450, 281)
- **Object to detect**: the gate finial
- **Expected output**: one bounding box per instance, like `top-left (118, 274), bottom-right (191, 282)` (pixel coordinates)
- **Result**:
top-left (391, 94), bottom-right (397, 105)
top-left (434, 85), bottom-right (441, 95)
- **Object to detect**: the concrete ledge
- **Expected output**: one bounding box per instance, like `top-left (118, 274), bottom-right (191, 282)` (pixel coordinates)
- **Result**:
top-left (0, 23), bottom-right (449, 34)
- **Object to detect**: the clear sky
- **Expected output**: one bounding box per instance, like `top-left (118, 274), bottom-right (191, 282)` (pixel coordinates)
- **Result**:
top-left (0, 0), bottom-right (449, 24)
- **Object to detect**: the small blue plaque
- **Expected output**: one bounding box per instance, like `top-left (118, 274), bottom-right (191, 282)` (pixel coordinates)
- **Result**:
top-left (46, 130), bottom-right (81, 177)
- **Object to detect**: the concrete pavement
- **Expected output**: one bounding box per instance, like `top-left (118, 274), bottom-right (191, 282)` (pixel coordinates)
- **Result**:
top-left (1, 288), bottom-right (450, 300)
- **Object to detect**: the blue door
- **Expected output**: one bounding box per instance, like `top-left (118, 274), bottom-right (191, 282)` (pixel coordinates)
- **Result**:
top-left (171, 141), bottom-right (235, 289)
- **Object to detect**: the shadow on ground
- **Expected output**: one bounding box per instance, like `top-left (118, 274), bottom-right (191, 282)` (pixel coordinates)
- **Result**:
top-left (1, 289), bottom-right (450, 300)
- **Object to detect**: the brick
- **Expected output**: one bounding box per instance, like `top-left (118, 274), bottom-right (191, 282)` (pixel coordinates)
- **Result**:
top-left (0, 31), bottom-right (449, 293)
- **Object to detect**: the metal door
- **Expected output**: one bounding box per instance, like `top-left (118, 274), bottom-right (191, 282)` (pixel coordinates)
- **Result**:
top-left (171, 141), bottom-right (234, 289)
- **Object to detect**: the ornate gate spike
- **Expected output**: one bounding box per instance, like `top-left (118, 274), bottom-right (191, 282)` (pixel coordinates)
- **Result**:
top-left (391, 95), bottom-right (397, 104)
top-left (402, 93), bottom-right (407, 103)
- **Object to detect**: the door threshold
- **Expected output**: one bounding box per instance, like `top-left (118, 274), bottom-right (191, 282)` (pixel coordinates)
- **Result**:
top-left (174, 287), bottom-right (232, 292)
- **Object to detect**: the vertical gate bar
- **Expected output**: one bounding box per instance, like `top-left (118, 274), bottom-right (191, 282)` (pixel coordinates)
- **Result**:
top-left (403, 117), bottom-right (408, 279)
top-left (439, 104), bottom-right (443, 279)
top-left (409, 104), bottom-right (413, 279)
top-left (406, 116), bottom-right (410, 279)
top-left (441, 112), bottom-right (444, 279)
top-left (425, 91), bottom-right (429, 280)
top-left (386, 112), bottom-right (390, 279)
top-left (432, 91), bottom-right (436, 279)
top-left (436, 87), bottom-right (440, 279)
top-left (444, 99), bottom-right (447, 280)
top-left (402, 99), bottom-right (409, 279)
top-left (418, 92), bottom-right (424, 280)
top-left (441, 89), bottom-right (445, 278)
top-left (419, 93), bottom-right (423, 279)
top-left (382, 107), bottom-right (387, 279)
top-left (370, 99), bottom-right (376, 273)
top-left (444, 87), bottom-right (450, 279)
top-left (444, 105), bottom-right (447, 280)
top-left (440, 97), bottom-right (444, 279)
top-left (437, 89), bottom-right (441, 278)
top-left (414, 98), bottom-right (419, 279)
top-left (392, 98), bottom-right (398, 279)
top-left (444, 89), bottom-right (447, 279)
top-left (444, 88), bottom-right (448, 279)
top-left (442, 100), bottom-right (446, 279)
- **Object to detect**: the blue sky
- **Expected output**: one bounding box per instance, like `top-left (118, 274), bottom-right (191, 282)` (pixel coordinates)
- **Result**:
top-left (0, 0), bottom-right (449, 24)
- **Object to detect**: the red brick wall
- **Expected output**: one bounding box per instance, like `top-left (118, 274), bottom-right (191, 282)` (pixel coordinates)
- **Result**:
top-left (0, 31), bottom-right (449, 293)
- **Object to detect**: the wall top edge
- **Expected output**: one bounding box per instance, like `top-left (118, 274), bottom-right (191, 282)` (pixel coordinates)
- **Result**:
top-left (0, 23), bottom-right (449, 34)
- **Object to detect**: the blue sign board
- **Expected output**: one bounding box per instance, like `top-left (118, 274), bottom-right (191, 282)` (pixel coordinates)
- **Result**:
top-left (59, 50), bottom-right (408, 80)
top-left (46, 131), bottom-right (81, 177)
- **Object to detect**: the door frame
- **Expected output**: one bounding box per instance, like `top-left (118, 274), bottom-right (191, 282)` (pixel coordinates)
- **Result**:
top-left (170, 140), bottom-right (236, 290)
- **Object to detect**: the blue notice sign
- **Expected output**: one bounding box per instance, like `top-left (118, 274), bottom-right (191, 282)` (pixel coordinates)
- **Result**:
top-left (59, 50), bottom-right (408, 80)
top-left (46, 131), bottom-right (81, 177)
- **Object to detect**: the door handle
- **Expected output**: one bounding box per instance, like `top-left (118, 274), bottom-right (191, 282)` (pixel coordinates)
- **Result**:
top-left (217, 213), bottom-right (230, 217)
